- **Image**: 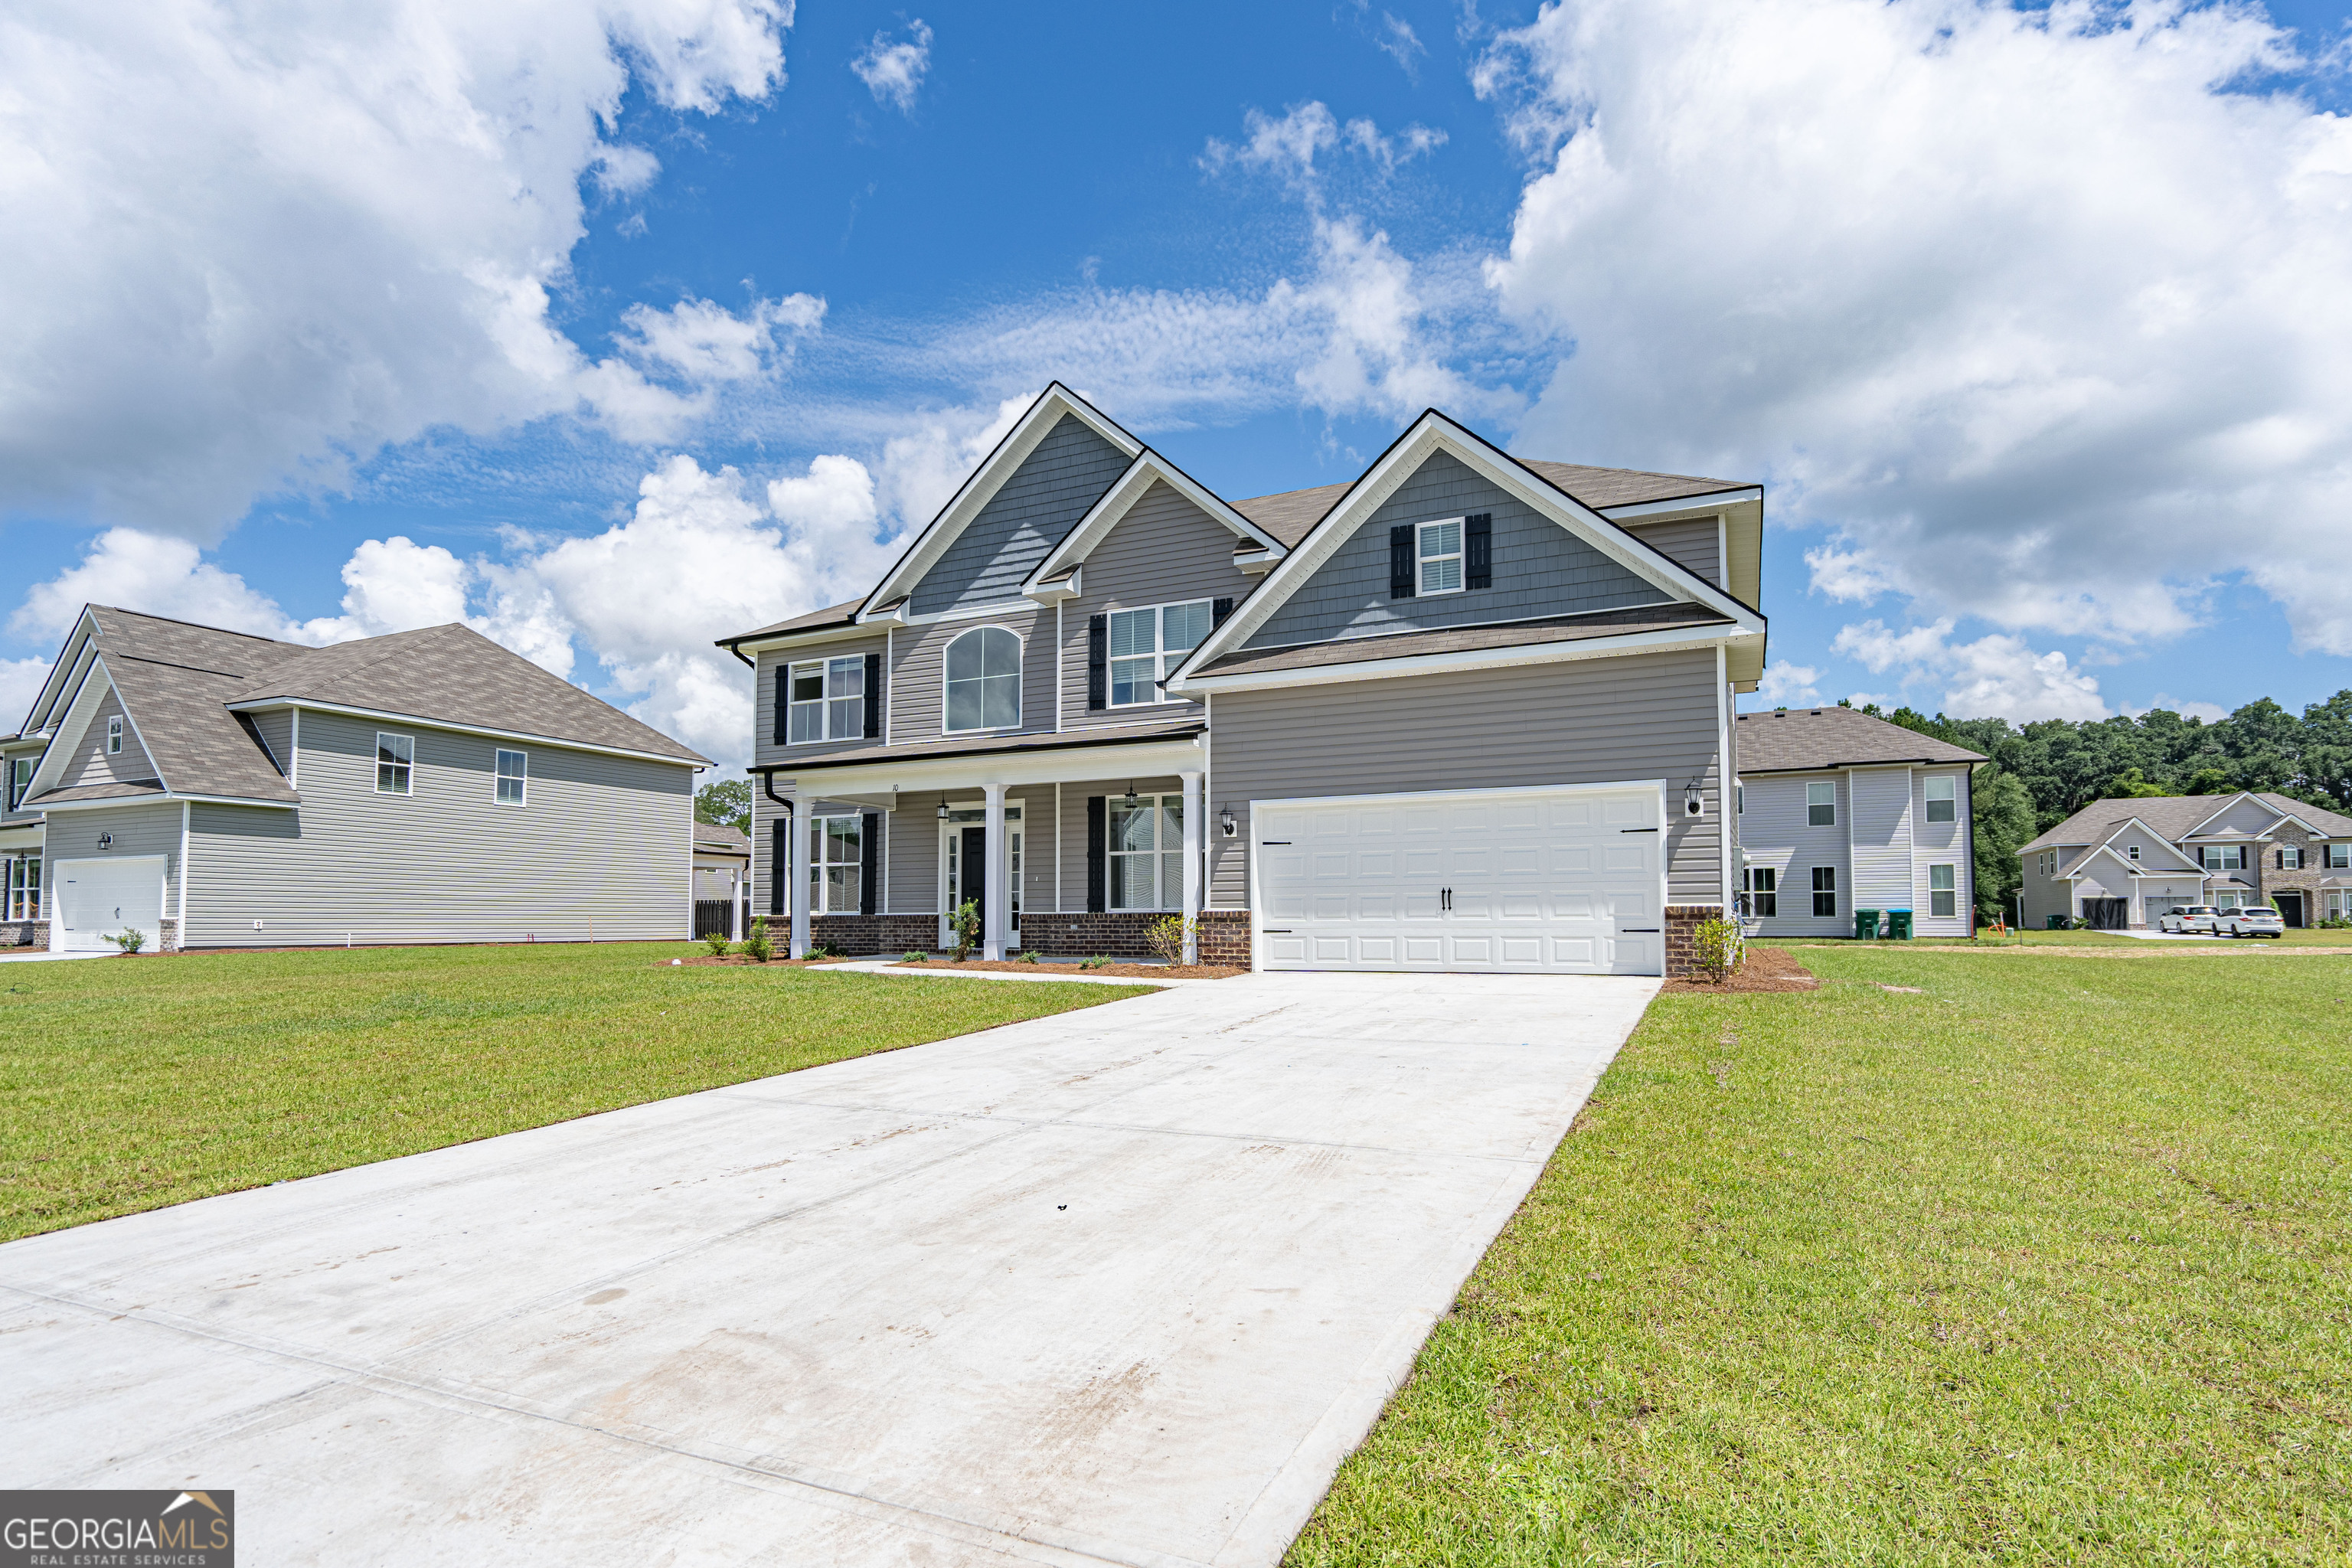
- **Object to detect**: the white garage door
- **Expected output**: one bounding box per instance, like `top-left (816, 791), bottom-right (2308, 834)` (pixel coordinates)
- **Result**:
top-left (1254, 785), bottom-right (1664, 975)
top-left (53, 856), bottom-right (165, 953)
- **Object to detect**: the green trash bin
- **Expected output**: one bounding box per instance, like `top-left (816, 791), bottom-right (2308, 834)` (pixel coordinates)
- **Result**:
top-left (1887, 909), bottom-right (1913, 940)
top-left (2047, 914), bottom-right (2066, 930)
top-left (1854, 908), bottom-right (1881, 940)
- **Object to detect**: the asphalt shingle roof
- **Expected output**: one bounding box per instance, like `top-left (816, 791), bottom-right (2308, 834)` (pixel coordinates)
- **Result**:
top-left (717, 599), bottom-right (865, 647)
top-left (1197, 604), bottom-right (1730, 678)
top-left (1734, 706), bottom-right (1987, 773)
top-left (1228, 459), bottom-right (1752, 550)
top-left (2020, 792), bottom-right (2352, 854)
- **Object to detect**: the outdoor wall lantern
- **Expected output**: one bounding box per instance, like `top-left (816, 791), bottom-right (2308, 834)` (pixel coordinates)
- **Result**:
top-left (1123, 782), bottom-right (1138, 808)
top-left (96, 832), bottom-right (112, 849)
top-left (1684, 782), bottom-right (1704, 817)
top-left (1219, 802), bottom-right (1237, 838)
top-left (937, 801), bottom-right (949, 820)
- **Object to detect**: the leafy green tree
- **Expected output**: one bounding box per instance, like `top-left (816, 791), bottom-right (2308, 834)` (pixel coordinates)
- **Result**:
top-left (2105, 766), bottom-right (2173, 798)
top-left (1971, 764), bottom-right (2037, 922)
top-left (694, 778), bottom-right (751, 831)
top-left (2184, 766), bottom-right (2233, 796)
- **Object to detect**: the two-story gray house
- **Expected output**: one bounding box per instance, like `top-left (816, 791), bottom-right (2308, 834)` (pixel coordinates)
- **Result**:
top-left (2019, 790), bottom-right (2352, 929)
top-left (1729, 706), bottom-right (1986, 937)
top-left (2, 606), bottom-right (707, 952)
top-left (719, 384), bottom-right (1769, 976)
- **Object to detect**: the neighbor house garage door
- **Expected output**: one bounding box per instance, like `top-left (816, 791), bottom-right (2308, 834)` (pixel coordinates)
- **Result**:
top-left (1253, 785), bottom-right (1664, 975)
top-left (52, 856), bottom-right (165, 953)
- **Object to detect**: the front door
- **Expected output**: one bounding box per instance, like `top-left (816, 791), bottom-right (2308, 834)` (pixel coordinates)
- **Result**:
top-left (939, 806), bottom-right (1021, 949)
top-left (2276, 892), bottom-right (2305, 928)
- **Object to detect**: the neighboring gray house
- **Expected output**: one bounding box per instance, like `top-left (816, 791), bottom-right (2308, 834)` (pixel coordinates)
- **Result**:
top-left (1730, 707), bottom-right (1986, 938)
top-left (2019, 791), bottom-right (2352, 929)
top-left (718, 384), bottom-right (1769, 976)
top-left (3, 606), bottom-right (707, 952)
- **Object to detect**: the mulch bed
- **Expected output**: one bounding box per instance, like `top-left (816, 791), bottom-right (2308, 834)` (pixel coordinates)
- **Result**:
top-left (1661, 944), bottom-right (1818, 994)
top-left (660, 955), bottom-right (859, 968)
top-left (890, 959), bottom-right (1245, 980)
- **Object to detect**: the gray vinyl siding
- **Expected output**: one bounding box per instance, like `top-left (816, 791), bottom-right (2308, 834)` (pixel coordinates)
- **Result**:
top-left (887, 607), bottom-right (1054, 747)
top-left (182, 710), bottom-right (692, 947)
top-left (1849, 767), bottom-right (1916, 912)
top-left (2, 741), bottom-right (44, 825)
top-left (44, 803), bottom-right (181, 913)
top-left (910, 415), bottom-right (1132, 616)
top-left (1062, 481), bottom-right (1252, 733)
top-left (250, 709), bottom-right (293, 778)
top-left (1910, 766), bottom-right (1971, 936)
top-left (59, 686), bottom-right (157, 788)
top-left (1242, 450), bottom-right (1669, 650)
top-left (1625, 517), bottom-right (1721, 589)
top-left (751, 634), bottom-right (890, 769)
top-left (1739, 773), bottom-right (1851, 936)
top-left (1206, 648), bottom-right (1725, 906)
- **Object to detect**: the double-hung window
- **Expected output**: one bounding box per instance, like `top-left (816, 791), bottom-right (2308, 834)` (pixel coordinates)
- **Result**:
top-left (1108, 600), bottom-right (1213, 707)
top-left (2280, 844), bottom-right (2304, 870)
top-left (2328, 844), bottom-right (2350, 870)
top-left (6, 856), bottom-right (39, 920)
top-left (1924, 775), bottom-right (1955, 823)
top-left (105, 716), bottom-right (122, 756)
top-left (2200, 844), bottom-right (2245, 871)
top-left (1742, 866), bottom-right (1776, 917)
top-left (1806, 782), bottom-right (1836, 827)
top-left (6, 757), bottom-right (28, 812)
top-left (809, 815), bottom-right (861, 913)
top-left (1108, 793), bottom-right (1184, 911)
top-left (1929, 864), bottom-right (1956, 918)
top-left (1811, 866), bottom-right (1838, 918)
top-left (788, 656), bottom-right (865, 743)
top-left (495, 749), bottom-right (527, 806)
top-left (944, 627), bottom-right (1021, 731)
top-left (376, 732), bottom-right (413, 795)
top-left (1417, 519), bottom-right (1464, 595)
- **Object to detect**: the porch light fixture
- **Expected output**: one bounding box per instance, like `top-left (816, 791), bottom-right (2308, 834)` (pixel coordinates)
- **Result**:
top-left (1123, 782), bottom-right (1138, 808)
top-left (1219, 802), bottom-right (1236, 838)
top-left (1684, 782), bottom-right (1704, 817)
top-left (937, 801), bottom-right (949, 820)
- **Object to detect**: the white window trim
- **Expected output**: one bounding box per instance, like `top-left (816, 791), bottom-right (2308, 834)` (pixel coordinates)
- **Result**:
top-left (375, 731), bottom-right (415, 795)
top-left (1811, 864), bottom-right (1838, 918)
top-left (942, 626), bottom-right (1024, 734)
top-left (1924, 774), bottom-right (1956, 822)
top-left (808, 812), bottom-right (864, 915)
top-left (105, 715), bottom-right (123, 755)
top-left (1106, 791), bottom-right (1185, 912)
top-left (1742, 864), bottom-right (1776, 916)
top-left (1106, 599), bottom-right (1214, 709)
top-left (1806, 780), bottom-right (1836, 827)
top-left (786, 655), bottom-right (867, 746)
top-left (495, 747), bottom-right (528, 807)
top-left (1416, 518), bottom-right (1465, 596)
top-left (1929, 862), bottom-right (1957, 917)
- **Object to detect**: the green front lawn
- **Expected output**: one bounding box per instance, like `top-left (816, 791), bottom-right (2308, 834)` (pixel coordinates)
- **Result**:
top-left (0, 943), bottom-right (1150, 1243)
top-left (1293, 943), bottom-right (2352, 1564)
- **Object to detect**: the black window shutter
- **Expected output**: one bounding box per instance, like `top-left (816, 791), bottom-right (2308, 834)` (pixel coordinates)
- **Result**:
top-left (1465, 513), bottom-right (1492, 590)
top-left (1086, 795), bottom-right (1107, 912)
top-left (1087, 615), bottom-right (1108, 710)
top-left (770, 664), bottom-right (787, 746)
top-left (769, 816), bottom-right (787, 916)
top-left (1212, 596), bottom-right (1233, 626)
top-left (862, 652), bottom-right (882, 740)
top-left (861, 812), bottom-right (880, 915)
top-left (1389, 524), bottom-right (1415, 599)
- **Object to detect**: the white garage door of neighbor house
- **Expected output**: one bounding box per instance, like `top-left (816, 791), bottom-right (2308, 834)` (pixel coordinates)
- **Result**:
top-left (1254, 785), bottom-right (1665, 975)
top-left (53, 856), bottom-right (165, 952)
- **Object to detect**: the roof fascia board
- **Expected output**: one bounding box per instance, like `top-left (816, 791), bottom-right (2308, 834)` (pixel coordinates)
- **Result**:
top-left (25, 621), bottom-right (97, 737)
top-left (38, 791), bottom-right (297, 812)
top-left (1168, 623), bottom-right (1737, 696)
top-left (223, 698), bottom-right (704, 769)
top-left (1171, 413), bottom-right (1764, 684)
top-left (861, 384), bottom-right (1145, 613)
top-left (1021, 451), bottom-right (1285, 593)
top-left (756, 731), bottom-right (1205, 795)
top-left (722, 621), bottom-right (887, 659)
top-left (1741, 758), bottom-right (1974, 774)
top-left (1596, 487), bottom-right (1762, 521)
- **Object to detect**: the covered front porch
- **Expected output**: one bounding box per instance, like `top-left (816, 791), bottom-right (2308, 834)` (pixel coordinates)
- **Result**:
top-left (751, 723), bottom-right (1223, 965)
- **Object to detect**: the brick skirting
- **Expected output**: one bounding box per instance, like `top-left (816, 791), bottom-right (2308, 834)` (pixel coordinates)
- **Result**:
top-left (804, 914), bottom-right (939, 956)
top-left (1662, 904), bottom-right (1727, 979)
top-left (1, 920), bottom-right (46, 948)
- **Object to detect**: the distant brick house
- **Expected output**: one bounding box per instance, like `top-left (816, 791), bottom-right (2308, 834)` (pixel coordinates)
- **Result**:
top-left (2018, 791), bottom-right (2352, 929)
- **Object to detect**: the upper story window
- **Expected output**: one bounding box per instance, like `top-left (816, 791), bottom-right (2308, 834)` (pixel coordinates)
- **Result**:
top-left (2127, 844), bottom-right (2141, 861)
top-left (1806, 782), bottom-right (1835, 827)
top-left (789, 656), bottom-right (865, 744)
top-left (377, 732), bottom-right (413, 795)
top-left (1924, 775), bottom-right (1955, 823)
top-left (105, 716), bottom-right (123, 755)
top-left (495, 748), bottom-right (527, 806)
top-left (1109, 600), bottom-right (1213, 707)
top-left (2280, 844), bottom-right (2304, 870)
top-left (945, 626), bottom-right (1021, 731)
top-left (2329, 844), bottom-right (2350, 870)
top-left (2200, 844), bottom-right (2246, 871)
top-left (1417, 519), bottom-right (1464, 595)
top-left (6, 757), bottom-right (28, 812)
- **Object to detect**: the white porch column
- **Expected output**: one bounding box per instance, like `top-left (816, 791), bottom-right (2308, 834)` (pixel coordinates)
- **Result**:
top-left (982, 782), bottom-right (1008, 961)
top-left (1180, 769), bottom-right (1203, 965)
top-left (789, 794), bottom-right (812, 959)
top-left (736, 866), bottom-right (749, 942)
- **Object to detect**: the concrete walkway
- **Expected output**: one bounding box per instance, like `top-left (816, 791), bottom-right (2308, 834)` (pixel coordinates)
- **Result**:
top-left (0, 971), bottom-right (1658, 1566)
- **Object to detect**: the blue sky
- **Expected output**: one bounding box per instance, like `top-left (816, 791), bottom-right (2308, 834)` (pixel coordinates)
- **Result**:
top-left (5, 0), bottom-right (2352, 766)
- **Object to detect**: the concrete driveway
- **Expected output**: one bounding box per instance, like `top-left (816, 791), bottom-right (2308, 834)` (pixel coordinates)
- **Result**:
top-left (1, 971), bottom-right (1657, 1566)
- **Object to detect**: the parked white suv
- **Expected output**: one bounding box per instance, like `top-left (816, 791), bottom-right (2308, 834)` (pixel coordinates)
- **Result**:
top-left (2216, 906), bottom-right (2285, 939)
top-left (2159, 906), bottom-right (2220, 934)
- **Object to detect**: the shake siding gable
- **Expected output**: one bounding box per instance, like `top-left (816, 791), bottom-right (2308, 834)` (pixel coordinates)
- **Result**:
top-left (1240, 449), bottom-right (1671, 650)
top-left (1206, 648), bottom-right (1724, 906)
top-left (1624, 517), bottom-right (1722, 589)
top-left (910, 414), bottom-right (1133, 616)
top-left (182, 710), bottom-right (691, 947)
top-left (887, 606), bottom-right (1054, 747)
top-left (1062, 480), bottom-right (1253, 733)
top-left (59, 684), bottom-right (158, 789)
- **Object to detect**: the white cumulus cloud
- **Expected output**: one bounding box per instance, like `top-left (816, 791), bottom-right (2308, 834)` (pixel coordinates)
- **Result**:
top-left (1834, 619), bottom-right (2108, 721)
top-left (1751, 660), bottom-right (1824, 709)
top-left (852, 19), bottom-right (933, 113)
top-left (1480, 0), bottom-right (2352, 652)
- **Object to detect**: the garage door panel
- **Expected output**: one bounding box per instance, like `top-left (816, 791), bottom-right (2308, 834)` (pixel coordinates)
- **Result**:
top-left (1401, 848), bottom-right (1442, 877)
top-left (1603, 798), bottom-right (1648, 825)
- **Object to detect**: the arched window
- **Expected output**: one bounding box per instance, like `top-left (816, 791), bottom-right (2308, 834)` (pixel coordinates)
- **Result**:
top-left (944, 626), bottom-right (1021, 731)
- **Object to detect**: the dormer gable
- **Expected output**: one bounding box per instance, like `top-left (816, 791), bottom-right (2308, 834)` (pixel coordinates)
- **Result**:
top-left (2092, 817), bottom-right (2202, 874)
top-left (1019, 449), bottom-right (1287, 603)
top-left (2182, 792), bottom-right (2292, 841)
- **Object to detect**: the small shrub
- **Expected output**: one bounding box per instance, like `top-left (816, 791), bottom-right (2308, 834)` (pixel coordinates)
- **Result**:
top-left (1145, 915), bottom-right (1194, 966)
top-left (740, 918), bottom-right (774, 963)
top-left (702, 927), bottom-right (732, 958)
top-left (106, 927), bottom-right (146, 956)
top-left (1690, 916), bottom-right (1741, 984)
top-left (2321, 916), bottom-right (2352, 930)
top-left (951, 900), bottom-right (982, 961)
top-left (1018, 949), bottom-right (1040, 963)
top-left (806, 942), bottom-right (838, 961)
top-left (1080, 955), bottom-right (1112, 970)
top-left (903, 951), bottom-right (929, 962)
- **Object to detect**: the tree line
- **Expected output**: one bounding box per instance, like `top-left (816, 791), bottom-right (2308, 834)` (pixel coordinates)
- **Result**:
top-left (1844, 691), bottom-right (2352, 918)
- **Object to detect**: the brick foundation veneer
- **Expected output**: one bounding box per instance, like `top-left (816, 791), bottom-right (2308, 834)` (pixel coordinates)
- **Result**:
top-left (1661, 905), bottom-right (1723, 979)
top-left (2, 920), bottom-right (47, 948)
top-left (805, 914), bottom-right (939, 955)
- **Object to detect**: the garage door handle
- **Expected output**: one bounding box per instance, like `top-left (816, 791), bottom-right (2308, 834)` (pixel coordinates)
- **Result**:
top-left (1620, 828), bottom-right (1658, 834)
top-left (1259, 841), bottom-right (1291, 846)
top-left (1621, 927), bottom-right (1660, 933)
